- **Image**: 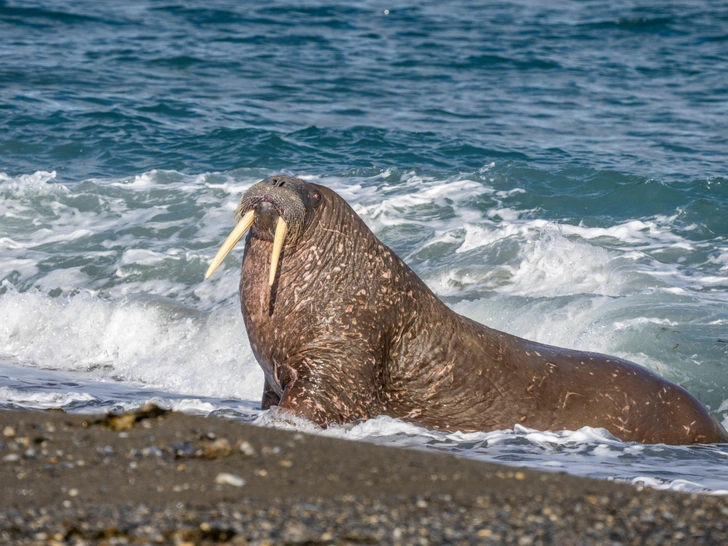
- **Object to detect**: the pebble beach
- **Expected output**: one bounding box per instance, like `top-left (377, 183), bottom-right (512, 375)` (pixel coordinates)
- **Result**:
top-left (2, 407), bottom-right (727, 545)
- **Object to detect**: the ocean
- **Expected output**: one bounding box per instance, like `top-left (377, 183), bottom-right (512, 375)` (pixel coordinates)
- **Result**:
top-left (2, 1), bottom-right (728, 493)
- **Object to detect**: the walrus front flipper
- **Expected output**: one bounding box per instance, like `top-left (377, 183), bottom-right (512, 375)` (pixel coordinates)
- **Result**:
top-left (261, 378), bottom-right (281, 410)
top-left (278, 382), bottom-right (329, 427)
top-left (275, 355), bottom-right (380, 428)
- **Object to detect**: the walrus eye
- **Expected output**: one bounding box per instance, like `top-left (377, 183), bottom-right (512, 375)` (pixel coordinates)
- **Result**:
top-left (314, 193), bottom-right (321, 201)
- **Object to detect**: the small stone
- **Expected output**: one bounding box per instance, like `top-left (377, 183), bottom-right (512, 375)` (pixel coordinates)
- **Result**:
top-left (238, 440), bottom-right (256, 456)
top-left (142, 446), bottom-right (163, 458)
top-left (203, 438), bottom-right (232, 459)
top-left (108, 414), bottom-right (136, 431)
top-left (2, 454), bottom-right (20, 462)
top-left (68, 488), bottom-right (79, 497)
top-left (281, 521), bottom-right (316, 543)
top-left (477, 529), bottom-right (493, 538)
top-left (3, 426), bottom-right (15, 437)
top-left (215, 473), bottom-right (246, 487)
top-left (515, 471), bottom-right (526, 480)
top-left (279, 459), bottom-right (293, 468)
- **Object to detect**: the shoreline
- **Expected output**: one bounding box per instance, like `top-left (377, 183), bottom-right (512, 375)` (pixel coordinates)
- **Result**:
top-left (1, 407), bottom-right (727, 544)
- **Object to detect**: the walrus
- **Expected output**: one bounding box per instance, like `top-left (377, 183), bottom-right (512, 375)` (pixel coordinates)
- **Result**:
top-left (205, 175), bottom-right (728, 445)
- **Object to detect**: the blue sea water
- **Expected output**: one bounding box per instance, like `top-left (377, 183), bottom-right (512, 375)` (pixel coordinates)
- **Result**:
top-left (2, 1), bottom-right (728, 492)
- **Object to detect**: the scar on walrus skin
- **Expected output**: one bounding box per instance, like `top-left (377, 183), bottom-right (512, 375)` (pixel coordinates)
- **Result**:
top-left (206, 175), bottom-right (728, 445)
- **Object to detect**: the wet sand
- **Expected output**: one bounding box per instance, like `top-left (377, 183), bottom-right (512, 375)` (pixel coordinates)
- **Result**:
top-left (1, 407), bottom-right (726, 545)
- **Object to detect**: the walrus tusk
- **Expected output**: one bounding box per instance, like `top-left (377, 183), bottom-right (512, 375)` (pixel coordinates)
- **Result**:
top-left (204, 210), bottom-right (255, 279)
top-left (269, 216), bottom-right (287, 286)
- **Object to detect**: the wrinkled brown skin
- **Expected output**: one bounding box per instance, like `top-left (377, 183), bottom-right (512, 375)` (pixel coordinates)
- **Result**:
top-left (239, 176), bottom-right (728, 445)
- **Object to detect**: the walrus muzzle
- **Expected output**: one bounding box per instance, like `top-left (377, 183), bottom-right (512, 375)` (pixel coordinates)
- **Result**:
top-left (205, 177), bottom-right (313, 284)
top-left (204, 209), bottom-right (287, 286)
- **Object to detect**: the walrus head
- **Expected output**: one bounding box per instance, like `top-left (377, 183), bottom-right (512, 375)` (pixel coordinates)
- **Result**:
top-left (205, 175), bottom-right (322, 284)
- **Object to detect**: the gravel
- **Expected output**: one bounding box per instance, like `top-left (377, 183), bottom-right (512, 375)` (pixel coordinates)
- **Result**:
top-left (1, 408), bottom-right (727, 545)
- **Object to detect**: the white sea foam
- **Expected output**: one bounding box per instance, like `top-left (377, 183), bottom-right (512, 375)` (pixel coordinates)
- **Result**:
top-left (488, 227), bottom-right (623, 297)
top-left (631, 477), bottom-right (728, 495)
top-left (0, 287), bottom-right (264, 401)
top-left (114, 397), bottom-right (221, 416)
top-left (0, 170), bottom-right (65, 196)
top-left (252, 412), bottom-right (728, 494)
top-left (0, 386), bottom-right (98, 409)
top-left (309, 171), bottom-right (728, 303)
top-left (320, 414), bottom-right (443, 446)
top-left (0, 170), bottom-right (257, 309)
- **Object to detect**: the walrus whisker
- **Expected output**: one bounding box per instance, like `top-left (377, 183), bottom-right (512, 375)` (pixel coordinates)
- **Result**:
top-left (269, 216), bottom-right (287, 286)
top-left (204, 209), bottom-right (255, 279)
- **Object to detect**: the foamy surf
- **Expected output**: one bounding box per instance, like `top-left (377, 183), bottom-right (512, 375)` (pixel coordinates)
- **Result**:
top-left (1, 167), bottom-right (727, 493)
top-left (253, 409), bottom-right (728, 495)
top-left (0, 287), bottom-right (263, 401)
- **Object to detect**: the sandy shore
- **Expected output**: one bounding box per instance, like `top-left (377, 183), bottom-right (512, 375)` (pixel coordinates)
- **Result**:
top-left (1, 407), bottom-right (726, 545)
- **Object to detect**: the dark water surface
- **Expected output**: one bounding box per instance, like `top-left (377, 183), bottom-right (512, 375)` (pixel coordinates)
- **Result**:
top-left (2, 1), bottom-right (727, 180)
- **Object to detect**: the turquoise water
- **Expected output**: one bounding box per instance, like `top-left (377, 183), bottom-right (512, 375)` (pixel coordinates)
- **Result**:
top-left (2, 1), bottom-right (728, 492)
